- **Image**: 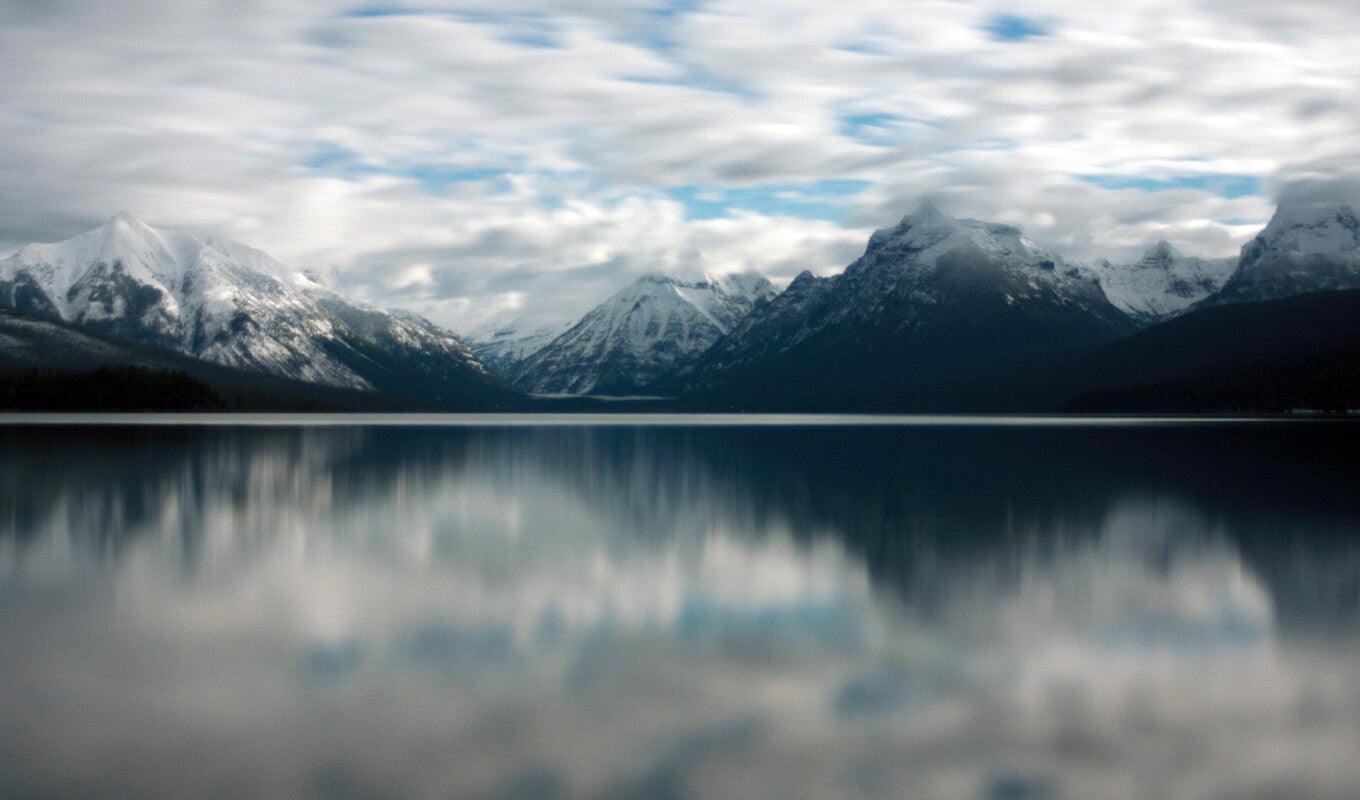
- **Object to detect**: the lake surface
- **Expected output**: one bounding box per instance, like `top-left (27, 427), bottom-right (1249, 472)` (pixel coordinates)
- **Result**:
top-left (2, 416), bottom-right (1359, 800)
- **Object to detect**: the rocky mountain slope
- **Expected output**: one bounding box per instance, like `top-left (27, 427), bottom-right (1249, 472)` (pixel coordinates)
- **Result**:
top-left (468, 319), bottom-right (569, 375)
top-left (1090, 241), bottom-right (1236, 323)
top-left (659, 204), bottom-right (1136, 402)
top-left (509, 271), bottom-right (776, 395)
top-left (1208, 199), bottom-right (1360, 305)
top-left (0, 213), bottom-right (516, 407)
top-left (0, 308), bottom-right (459, 410)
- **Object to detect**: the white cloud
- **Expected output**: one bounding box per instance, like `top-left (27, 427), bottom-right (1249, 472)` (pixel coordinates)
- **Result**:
top-left (1, 0), bottom-right (1358, 331)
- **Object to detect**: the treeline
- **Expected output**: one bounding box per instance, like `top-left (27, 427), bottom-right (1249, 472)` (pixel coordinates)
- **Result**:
top-left (1066, 354), bottom-right (1360, 413)
top-left (0, 366), bottom-right (225, 411)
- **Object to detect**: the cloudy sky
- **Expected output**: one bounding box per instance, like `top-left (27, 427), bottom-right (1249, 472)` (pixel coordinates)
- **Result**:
top-left (2, 0), bottom-right (1358, 334)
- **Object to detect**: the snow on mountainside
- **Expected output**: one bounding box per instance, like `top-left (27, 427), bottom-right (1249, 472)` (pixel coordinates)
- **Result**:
top-left (0, 213), bottom-right (511, 405)
top-left (1209, 200), bottom-right (1360, 305)
top-left (1091, 241), bottom-right (1236, 322)
top-left (659, 204), bottom-right (1136, 401)
top-left (468, 319), bottom-right (570, 375)
top-left (1254, 199), bottom-right (1360, 257)
top-left (510, 271), bottom-right (776, 395)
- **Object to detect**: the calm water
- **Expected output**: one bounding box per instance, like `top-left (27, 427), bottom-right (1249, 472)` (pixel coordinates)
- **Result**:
top-left (2, 416), bottom-right (1359, 800)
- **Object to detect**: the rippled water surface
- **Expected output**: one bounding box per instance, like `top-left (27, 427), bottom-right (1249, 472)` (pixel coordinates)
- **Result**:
top-left (2, 417), bottom-right (1359, 800)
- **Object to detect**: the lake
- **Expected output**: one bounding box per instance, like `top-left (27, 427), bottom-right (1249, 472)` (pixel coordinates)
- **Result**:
top-left (2, 415), bottom-right (1359, 800)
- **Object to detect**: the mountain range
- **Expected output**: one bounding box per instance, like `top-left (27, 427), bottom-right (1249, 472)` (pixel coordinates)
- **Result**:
top-left (0, 213), bottom-right (516, 408)
top-left (652, 204), bottom-right (1137, 403)
top-left (3, 196), bottom-right (1360, 412)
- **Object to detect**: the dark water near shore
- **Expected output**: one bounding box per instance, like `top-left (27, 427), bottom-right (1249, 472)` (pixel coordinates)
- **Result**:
top-left (2, 417), bottom-right (1359, 799)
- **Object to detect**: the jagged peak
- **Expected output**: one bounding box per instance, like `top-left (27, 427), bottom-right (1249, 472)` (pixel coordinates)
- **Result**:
top-left (875, 202), bottom-right (1030, 241)
top-left (862, 202), bottom-right (1051, 271)
top-left (1142, 240), bottom-right (1182, 264)
top-left (712, 270), bottom-right (774, 292)
top-left (1264, 197), bottom-right (1360, 235)
top-left (627, 270), bottom-right (773, 298)
top-left (905, 200), bottom-right (950, 225)
top-left (1244, 197), bottom-right (1360, 261)
top-left (878, 201), bottom-right (953, 237)
top-left (633, 271), bottom-right (680, 288)
top-left (86, 212), bottom-right (187, 258)
top-left (104, 210), bottom-right (147, 228)
top-left (89, 212), bottom-right (169, 249)
top-left (785, 270), bottom-right (825, 292)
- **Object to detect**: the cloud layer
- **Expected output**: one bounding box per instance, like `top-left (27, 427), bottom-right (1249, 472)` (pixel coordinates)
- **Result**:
top-left (2, 0), bottom-right (1358, 331)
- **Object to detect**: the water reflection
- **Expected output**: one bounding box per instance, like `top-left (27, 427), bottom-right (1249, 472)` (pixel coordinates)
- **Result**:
top-left (2, 421), bottom-right (1359, 800)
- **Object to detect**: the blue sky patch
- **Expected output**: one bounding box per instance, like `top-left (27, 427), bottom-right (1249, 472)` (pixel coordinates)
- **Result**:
top-left (345, 7), bottom-right (562, 47)
top-left (616, 1), bottom-right (756, 99)
top-left (303, 143), bottom-right (383, 180)
top-left (620, 67), bottom-right (756, 101)
top-left (304, 142), bottom-right (360, 171)
top-left (458, 10), bottom-right (562, 48)
top-left (838, 112), bottom-right (937, 147)
top-left (402, 164), bottom-right (514, 191)
top-left (345, 5), bottom-right (426, 18)
top-left (984, 14), bottom-right (1050, 42)
top-left (1080, 174), bottom-right (1262, 199)
top-left (504, 31), bottom-right (559, 48)
top-left (666, 179), bottom-right (872, 221)
top-left (625, 0), bottom-right (706, 52)
top-left (840, 112), bottom-right (900, 146)
top-left (305, 143), bottom-right (516, 192)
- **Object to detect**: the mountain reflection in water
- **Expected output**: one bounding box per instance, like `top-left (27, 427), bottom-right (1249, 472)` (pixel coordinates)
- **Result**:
top-left (2, 420), bottom-right (1359, 800)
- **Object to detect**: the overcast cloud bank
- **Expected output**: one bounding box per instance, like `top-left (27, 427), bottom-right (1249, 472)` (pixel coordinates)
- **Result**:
top-left (2, 1), bottom-right (1358, 332)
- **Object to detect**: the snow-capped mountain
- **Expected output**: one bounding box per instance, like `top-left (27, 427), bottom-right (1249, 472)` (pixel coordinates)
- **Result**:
top-left (0, 213), bottom-right (514, 406)
top-left (1091, 241), bottom-right (1236, 323)
top-left (659, 204), bottom-right (1135, 402)
top-left (468, 319), bottom-right (570, 375)
top-left (509, 271), bottom-right (776, 395)
top-left (1208, 200), bottom-right (1360, 305)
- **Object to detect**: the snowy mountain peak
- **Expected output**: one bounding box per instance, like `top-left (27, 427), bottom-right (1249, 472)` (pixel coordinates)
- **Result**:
top-left (1143, 240), bottom-right (1182, 266)
top-left (712, 271), bottom-right (773, 299)
top-left (9, 213), bottom-right (193, 318)
top-left (106, 210), bottom-right (148, 228)
top-left (877, 206), bottom-right (1042, 256)
top-left (508, 269), bottom-right (776, 395)
top-left (0, 217), bottom-right (505, 403)
top-left (1213, 198), bottom-right (1360, 305)
top-left (1092, 242), bottom-right (1235, 322)
top-left (468, 317), bottom-right (571, 375)
top-left (92, 212), bottom-right (176, 259)
top-left (905, 200), bottom-right (950, 225)
top-left (1253, 200), bottom-right (1360, 257)
top-left (857, 206), bottom-right (1061, 286)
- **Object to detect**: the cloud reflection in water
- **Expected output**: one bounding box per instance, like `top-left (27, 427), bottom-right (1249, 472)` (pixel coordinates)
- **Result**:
top-left (1, 422), bottom-right (1359, 799)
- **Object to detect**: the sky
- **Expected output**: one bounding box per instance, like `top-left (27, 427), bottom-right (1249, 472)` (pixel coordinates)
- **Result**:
top-left (2, 0), bottom-right (1359, 335)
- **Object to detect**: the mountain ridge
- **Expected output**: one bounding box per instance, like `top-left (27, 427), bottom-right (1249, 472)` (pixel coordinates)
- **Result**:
top-left (656, 205), bottom-right (1137, 401)
top-left (507, 270), bottom-right (776, 395)
top-left (0, 214), bottom-right (518, 408)
top-left (1208, 200), bottom-right (1360, 305)
top-left (1089, 241), bottom-right (1236, 323)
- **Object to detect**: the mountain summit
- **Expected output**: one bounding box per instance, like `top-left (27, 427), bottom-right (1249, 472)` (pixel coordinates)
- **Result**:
top-left (659, 205), bottom-right (1136, 404)
top-left (0, 214), bottom-right (514, 406)
top-left (1210, 199), bottom-right (1360, 305)
top-left (1091, 241), bottom-right (1236, 323)
top-left (508, 271), bottom-right (776, 395)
